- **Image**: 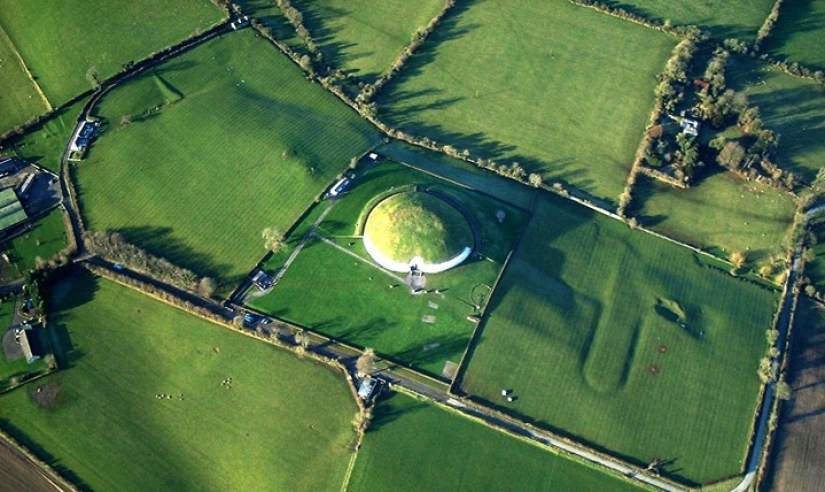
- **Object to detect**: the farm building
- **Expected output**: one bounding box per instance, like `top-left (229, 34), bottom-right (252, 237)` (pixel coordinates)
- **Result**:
top-left (681, 118), bottom-right (700, 137)
top-left (251, 270), bottom-right (274, 290)
top-left (0, 187), bottom-right (28, 235)
top-left (14, 324), bottom-right (41, 363)
top-left (357, 376), bottom-right (378, 400)
top-left (69, 119), bottom-right (98, 153)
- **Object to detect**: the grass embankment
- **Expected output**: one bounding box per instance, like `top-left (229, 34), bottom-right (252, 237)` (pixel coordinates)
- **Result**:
top-left (633, 173), bottom-right (795, 263)
top-left (294, 0), bottom-right (445, 83)
top-left (461, 192), bottom-right (779, 484)
top-left (0, 24), bottom-right (48, 134)
top-left (348, 391), bottom-right (645, 492)
top-left (728, 57), bottom-right (825, 184)
top-left (606, 0), bottom-right (775, 40)
top-left (0, 271), bottom-right (357, 491)
top-left (764, 0), bottom-right (825, 69)
top-left (378, 0), bottom-right (674, 201)
top-left (249, 161), bottom-right (526, 377)
top-left (0, 0), bottom-right (223, 105)
top-left (77, 30), bottom-right (381, 289)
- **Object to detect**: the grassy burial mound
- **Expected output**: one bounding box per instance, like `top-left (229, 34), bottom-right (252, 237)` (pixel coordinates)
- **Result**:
top-left (0, 25), bottom-right (49, 134)
top-left (0, 0), bottom-right (223, 106)
top-left (728, 58), bottom-right (825, 184)
top-left (764, 0), bottom-right (825, 70)
top-left (0, 271), bottom-right (357, 491)
top-left (248, 161), bottom-right (527, 377)
top-left (363, 191), bottom-right (473, 272)
top-left (607, 0), bottom-right (775, 40)
top-left (460, 193), bottom-right (778, 484)
top-left (377, 0), bottom-right (675, 201)
top-left (294, 0), bottom-right (445, 83)
top-left (632, 172), bottom-right (795, 263)
top-left (348, 392), bottom-right (644, 492)
top-left (77, 30), bottom-right (381, 288)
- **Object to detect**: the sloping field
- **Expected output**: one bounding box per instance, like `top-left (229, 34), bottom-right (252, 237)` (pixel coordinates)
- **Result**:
top-left (633, 173), bottom-right (795, 261)
top-left (609, 0), bottom-right (775, 41)
top-left (729, 57), bottom-right (825, 184)
top-left (348, 392), bottom-right (644, 492)
top-left (0, 271), bottom-right (357, 491)
top-left (77, 30), bottom-right (381, 288)
top-left (0, 25), bottom-right (48, 134)
top-left (377, 0), bottom-right (675, 202)
top-left (0, 0), bottom-right (223, 105)
top-left (295, 0), bottom-right (445, 82)
top-left (461, 193), bottom-right (778, 484)
top-left (764, 0), bottom-right (825, 69)
top-left (766, 299), bottom-right (825, 491)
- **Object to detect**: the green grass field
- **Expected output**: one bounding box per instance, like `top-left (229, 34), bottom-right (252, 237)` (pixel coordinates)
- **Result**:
top-left (0, 271), bottom-right (357, 491)
top-left (633, 173), bottom-right (795, 262)
top-left (348, 391), bottom-right (644, 491)
top-left (5, 98), bottom-right (88, 173)
top-left (460, 192), bottom-right (779, 484)
top-left (610, 0), bottom-right (775, 41)
top-left (294, 0), bottom-right (445, 83)
top-left (1, 209), bottom-right (69, 277)
top-left (764, 0), bottom-right (825, 69)
top-left (248, 161), bottom-right (527, 376)
top-left (0, 0), bottom-right (223, 105)
top-left (377, 0), bottom-right (675, 201)
top-left (0, 25), bottom-right (49, 134)
top-left (76, 30), bottom-right (381, 289)
top-left (728, 57), bottom-right (825, 184)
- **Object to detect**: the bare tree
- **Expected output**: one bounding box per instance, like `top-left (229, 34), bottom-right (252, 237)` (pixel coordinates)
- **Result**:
top-left (730, 251), bottom-right (747, 269)
top-left (356, 348), bottom-right (376, 377)
top-left (262, 227), bottom-right (286, 252)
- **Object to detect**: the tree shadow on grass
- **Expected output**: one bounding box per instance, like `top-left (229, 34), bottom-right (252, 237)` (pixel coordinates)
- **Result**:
top-left (115, 226), bottom-right (234, 282)
top-left (368, 391), bottom-right (428, 432)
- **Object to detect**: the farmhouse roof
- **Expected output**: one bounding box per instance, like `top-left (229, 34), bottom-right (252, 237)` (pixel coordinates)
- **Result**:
top-left (357, 376), bottom-right (378, 400)
top-left (14, 325), bottom-right (40, 363)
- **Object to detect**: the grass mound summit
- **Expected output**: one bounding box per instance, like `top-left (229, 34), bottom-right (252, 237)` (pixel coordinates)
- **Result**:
top-left (364, 191), bottom-right (472, 267)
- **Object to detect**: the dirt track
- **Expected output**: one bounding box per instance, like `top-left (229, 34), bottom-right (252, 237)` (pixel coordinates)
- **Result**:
top-left (0, 436), bottom-right (64, 492)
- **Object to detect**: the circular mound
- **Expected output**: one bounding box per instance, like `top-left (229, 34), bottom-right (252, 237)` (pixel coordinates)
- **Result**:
top-left (363, 191), bottom-right (473, 273)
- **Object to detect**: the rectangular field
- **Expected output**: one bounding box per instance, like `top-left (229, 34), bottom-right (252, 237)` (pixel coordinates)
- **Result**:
top-left (294, 0), bottom-right (446, 83)
top-left (766, 298), bottom-right (825, 491)
top-left (377, 0), bottom-right (675, 202)
top-left (0, 0), bottom-right (224, 105)
top-left (0, 25), bottom-right (48, 134)
top-left (1, 209), bottom-right (69, 275)
top-left (76, 30), bottom-right (381, 289)
top-left (0, 270), bottom-right (357, 491)
top-left (248, 161), bottom-right (528, 376)
top-left (764, 0), bottom-right (825, 69)
top-left (348, 391), bottom-right (644, 492)
top-left (632, 172), bottom-right (795, 263)
top-left (729, 57), bottom-right (825, 184)
top-left (608, 0), bottom-right (775, 40)
top-left (460, 192), bottom-right (779, 484)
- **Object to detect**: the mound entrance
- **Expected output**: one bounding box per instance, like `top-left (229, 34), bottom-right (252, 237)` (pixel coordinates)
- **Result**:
top-left (363, 191), bottom-right (473, 273)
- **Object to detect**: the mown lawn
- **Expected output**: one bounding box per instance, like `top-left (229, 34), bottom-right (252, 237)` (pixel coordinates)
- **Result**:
top-left (609, 0), bottom-right (775, 41)
top-left (633, 172), bottom-right (795, 263)
top-left (461, 192), bottom-right (778, 485)
top-left (728, 57), bottom-right (825, 184)
top-left (1, 209), bottom-right (68, 275)
top-left (76, 30), bottom-right (381, 289)
top-left (294, 0), bottom-right (445, 83)
top-left (248, 161), bottom-right (527, 377)
top-left (348, 391), bottom-right (645, 492)
top-left (0, 24), bottom-right (48, 134)
top-left (764, 0), bottom-right (825, 70)
top-left (377, 0), bottom-right (675, 202)
top-left (0, 0), bottom-right (224, 105)
top-left (0, 271), bottom-right (357, 491)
